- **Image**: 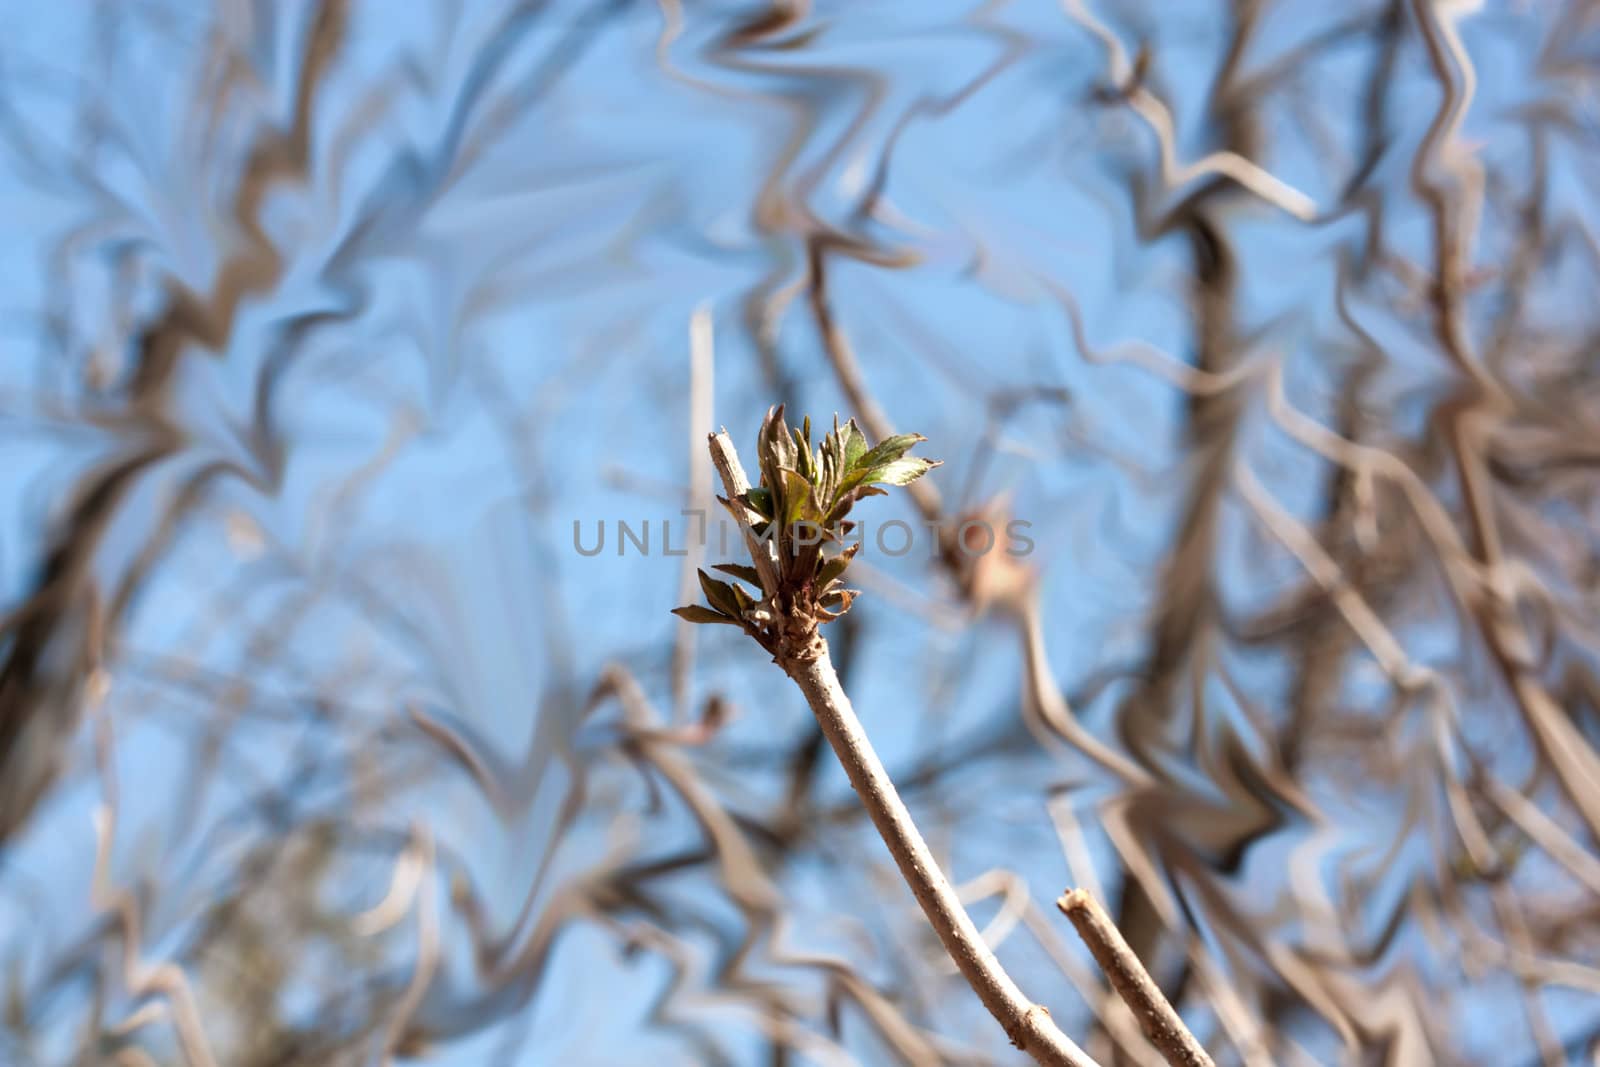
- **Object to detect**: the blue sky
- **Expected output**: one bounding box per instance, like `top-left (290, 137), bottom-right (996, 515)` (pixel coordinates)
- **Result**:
top-left (0, 1), bottom-right (1593, 1063)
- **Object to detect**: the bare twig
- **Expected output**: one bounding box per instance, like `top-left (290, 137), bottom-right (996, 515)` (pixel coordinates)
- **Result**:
top-left (1056, 889), bottom-right (1214, 1067)
top-left (784, 642), bottom-right (1097, 1067)
top-left (708, 429), bottom-right (781, 599)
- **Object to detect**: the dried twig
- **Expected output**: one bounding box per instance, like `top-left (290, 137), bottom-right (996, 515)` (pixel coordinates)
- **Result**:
top-left (1056, 889), bottom-right (1214, 1067)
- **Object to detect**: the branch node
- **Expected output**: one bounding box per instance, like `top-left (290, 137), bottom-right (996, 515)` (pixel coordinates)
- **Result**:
top-left (1008, 1004), bottom-right (1053, 1050)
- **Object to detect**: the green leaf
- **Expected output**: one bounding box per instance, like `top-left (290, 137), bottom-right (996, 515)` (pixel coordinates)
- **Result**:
top-left (791, 426), bottom-right (813, 480)
top-left (841, 419), bottom-right (868, 470)
top-left (868, 456), bottom-right (940, 486)
top-left (741, 486), bottom-right (774, 519)
top-left (791, 416), bottom-right (815, 482)
top-left (835, 433), bottom-right (934, 498)
top-left (778, 467), bottom-right (817, 527)
top-left (817, 542), bottom-right (860, 589)
top-left (712, 563), bottom-right (765, 588)
top-left (819, 444), bottom-right (838, 504)
top-left (852, 432), bottom-right (925, 474)
top-left (820, 415), bottom-right (843, 472)
top-left (697, 569), bottom-right (745, 620)
top-left (672, 605), bottom-right (741, 626)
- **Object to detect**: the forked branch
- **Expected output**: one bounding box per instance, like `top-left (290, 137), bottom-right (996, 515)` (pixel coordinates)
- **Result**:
top-left (681, 415), bottom-right (1095, 1064)
top-left (676, 412), bottom-right (1212, 1066)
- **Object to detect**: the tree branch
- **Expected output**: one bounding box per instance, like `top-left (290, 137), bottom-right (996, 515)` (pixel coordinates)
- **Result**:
top-left (1056, 889), bottom-right (1215, 1067)
top-left (706, 430), bottom-right (1099, 1067)
top-left (784, 642), bottom-right (1098, 1067)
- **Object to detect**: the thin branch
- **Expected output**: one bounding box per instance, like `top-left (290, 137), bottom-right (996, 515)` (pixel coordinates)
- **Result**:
top-left (1056, 889), bottom-right (1215, 1067)
top-left (707, 429), bottom-right (781, 599)
top-left (784, 642), bottom-right (1097, 1067)
top-left (705, 430), bottom-right (1100, 1067)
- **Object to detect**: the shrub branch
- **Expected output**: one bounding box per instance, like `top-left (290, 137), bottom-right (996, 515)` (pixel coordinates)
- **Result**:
top-left (678, 412), bottom-right (1211, 1067)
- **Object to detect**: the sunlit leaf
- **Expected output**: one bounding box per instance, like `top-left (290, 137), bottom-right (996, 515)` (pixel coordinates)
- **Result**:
top-left (841, 419), bottom-right (868, 470)
top-left (779, 468), bottom-right (817, 527)
top-left (836, 433), bottom-right (937, 497)
top-left (868, 457), bottom-right (939, 486)
top-left (852, 432), bottom-right (924, 474)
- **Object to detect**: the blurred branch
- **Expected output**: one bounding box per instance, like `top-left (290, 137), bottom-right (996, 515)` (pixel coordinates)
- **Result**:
top-left (0, 0), bottom-right (352, 842)
top-left (671, 304), bottom-right (717, 722)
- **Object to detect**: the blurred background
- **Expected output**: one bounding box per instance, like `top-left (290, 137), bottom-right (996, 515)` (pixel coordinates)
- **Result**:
top-left (1, 1), bottom-right (1598, 1064)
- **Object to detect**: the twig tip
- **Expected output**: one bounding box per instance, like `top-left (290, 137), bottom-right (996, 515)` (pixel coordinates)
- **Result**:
top-left (1056, 887), bottom-right (1091, 914)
